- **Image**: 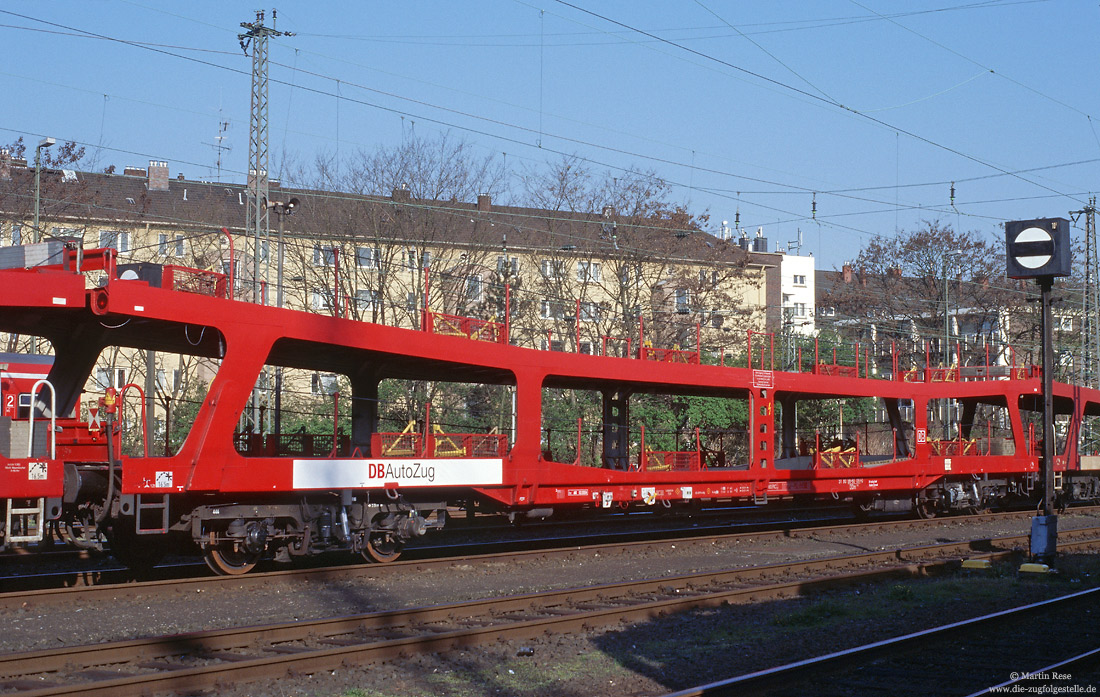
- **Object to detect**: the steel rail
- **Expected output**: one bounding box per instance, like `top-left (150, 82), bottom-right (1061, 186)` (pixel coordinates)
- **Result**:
top-left (3, 532), bottom-right (1100, 696)
top-left (966, 646), bottom-right (1100, 697)
top-left (5, 507), bottom-right (1095, 610)
top-left (660, 586), bottom-right (1100, 697)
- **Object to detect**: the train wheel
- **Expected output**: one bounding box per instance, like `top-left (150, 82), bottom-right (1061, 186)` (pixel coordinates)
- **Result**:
top-left (914, 498), bottom-right (939, 519)
top-left (203, 543), bottom-right (261, 575)
top-left (361, 531), bottom-right (403, 563)
top-left (106, 519), bottom-right (166, 573)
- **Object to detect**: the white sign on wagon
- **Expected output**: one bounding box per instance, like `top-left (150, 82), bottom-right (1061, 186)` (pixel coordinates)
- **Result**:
top-left (292, 458), bottom-right (504, 489)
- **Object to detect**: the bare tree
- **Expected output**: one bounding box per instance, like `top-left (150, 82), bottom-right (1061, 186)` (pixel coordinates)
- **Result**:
top-left (520, 156), bottom-right (751, 355)
top-left (822, 221), bottom-right (1027, 372)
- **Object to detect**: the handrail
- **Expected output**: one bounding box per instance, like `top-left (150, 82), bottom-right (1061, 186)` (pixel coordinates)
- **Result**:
top-left (118, 382), bottom-right (149, 458)
top-left (27, 379), bottom-right (57, 459)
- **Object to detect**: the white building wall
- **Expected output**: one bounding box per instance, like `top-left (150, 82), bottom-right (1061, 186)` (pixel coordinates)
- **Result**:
top-left (780, 253), bottom-right (816, 336)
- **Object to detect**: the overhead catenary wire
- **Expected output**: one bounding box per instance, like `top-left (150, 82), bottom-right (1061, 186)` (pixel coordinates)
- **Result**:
top-left (0, 5), bottom-right (1082, 244)
top-left (548, 1), bottom-right (1088, 206)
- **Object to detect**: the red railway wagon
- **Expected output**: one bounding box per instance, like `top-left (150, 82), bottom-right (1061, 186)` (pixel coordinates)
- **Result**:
top-left (1, 241), bottom-right (1098, 574)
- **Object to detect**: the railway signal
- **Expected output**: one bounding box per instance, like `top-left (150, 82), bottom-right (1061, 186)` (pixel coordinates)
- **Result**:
top-left (1006, 218), bottom-right (1071, 279)
top-left (1006, 217), bottom-right (1070, 566)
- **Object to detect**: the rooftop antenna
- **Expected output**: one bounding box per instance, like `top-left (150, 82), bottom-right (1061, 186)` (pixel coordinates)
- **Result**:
top-left (203, 117), bottom-right (231, 182)
top-left (787, 228), bottom-right (803, 254)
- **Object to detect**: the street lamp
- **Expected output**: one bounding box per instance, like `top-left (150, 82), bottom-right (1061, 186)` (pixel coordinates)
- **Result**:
top-left (268, 197), bottom-right (299, 311)
top-left (268, 197), bottom-right (298, 438)
top-left (32, 137), bottom-right (56, 243)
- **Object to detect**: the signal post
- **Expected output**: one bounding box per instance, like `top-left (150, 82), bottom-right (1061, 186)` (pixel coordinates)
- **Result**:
top-left (1006, 217), bottom-right (1072, 565)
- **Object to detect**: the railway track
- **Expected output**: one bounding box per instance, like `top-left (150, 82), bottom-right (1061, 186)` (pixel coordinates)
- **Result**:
top-left (6, 503), bottom-right (1095, 587)
top-left (4, 508), bottom-right (1095, 609)
top-left (3, 529), bottom-right (1100, 696)
top-left (663, 587), bottom-right (1100, 696)
top-left (0, 503), bottom-right (856, 584)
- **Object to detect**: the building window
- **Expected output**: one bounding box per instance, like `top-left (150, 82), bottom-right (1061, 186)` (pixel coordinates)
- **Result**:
top-left (313, 245), bottom-right (338, 267)
top-left (99, 230), bottom-right (130, 254)
top-left (675, 288), bottom-right (691, 314)
top-left (95, 367), bottom-right (127, 390)
top-left (465, 275), bottom-right (483, 303)
top-left (9, 224), bottom-right (21, 246)
top-left (540, 300), bottom-right (567, 320)
top-left (900, 399), bottom-right (914, 421)
top-left (158, 233), bottom-right (186, 256)
top-left (356, 288), bottom-right (381, 313)
top-left (406, 249), bottom-right (420, 270)
top-left (580, 301), bottom-right (601, 322)
top-left (257, 240), bottom-right (270, 262)
top-left (406, 292), bottom-right (419, 311)
top-left (354, 246), bottom-right (379, 269)
top-left (699, 268), bottom-right (718, 285)
top-left (1059, 315), bottom-right (1073, 331)
top-left (579, 340), bottom-right (592, 355)
top-left (818, 306), bottom-right (836, 317)
top-left (795, 302), bottom-right (806, 317)
top-left (156, 368), bottom-right (181, 394)
top-left (540, 338), bottom-right (565, 352)
top-left (311, 373), bottom-right (339, 395)
top-left (619, 264), bottom-right (641, 287)
top-left (541, 259), bottom-right (566, 280)
top-left (577, 261), bottom-right (601, 283)
top-left (497, 255), bottom-right (519, 276)
top-left (311, 287), bottom-right (335, 311)
top-left (793, 274), bottom-right (807, 286)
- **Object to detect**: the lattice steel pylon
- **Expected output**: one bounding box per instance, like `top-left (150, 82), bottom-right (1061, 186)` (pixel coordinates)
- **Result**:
top-left (239, 10), bottom-right (292, 433)
top-left (1087, 199), bottom-right (1099, 388)
top-left (1074, 198), bottom-right (1098, 388)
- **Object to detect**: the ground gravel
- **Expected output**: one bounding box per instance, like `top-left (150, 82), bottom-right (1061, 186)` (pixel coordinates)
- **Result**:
top-left (5, 511), bottom-right (1100, 695)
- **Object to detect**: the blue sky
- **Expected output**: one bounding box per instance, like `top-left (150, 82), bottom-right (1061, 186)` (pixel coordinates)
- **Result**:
top-left (2, 1), bottom-right (1097, 269)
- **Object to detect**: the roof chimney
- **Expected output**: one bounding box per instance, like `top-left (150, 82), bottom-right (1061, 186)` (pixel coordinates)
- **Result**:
top-left (0, 149), bottom-right (9, 181)
top-left (392, 185), bottom-right (410, 202)
top-left (148, 160), bottom-right (169, 191)
top-left (124, 166), bottom-right (146, 177)
top-left (842, 263), bottom-right (853, 283)
top-left (477, 193), bottom-right (491, 212)
top-left (887, 266), bottom-right (901, 279)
